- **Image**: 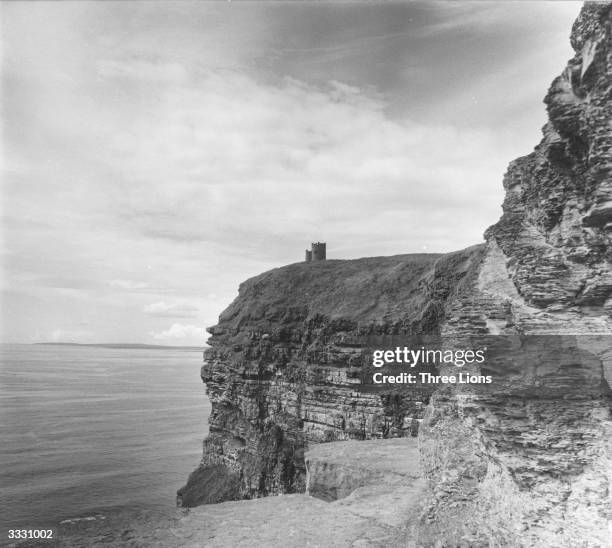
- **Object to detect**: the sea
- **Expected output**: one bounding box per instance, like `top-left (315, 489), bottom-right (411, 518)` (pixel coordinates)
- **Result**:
top-left (0, 344), bottom-right (211, 534)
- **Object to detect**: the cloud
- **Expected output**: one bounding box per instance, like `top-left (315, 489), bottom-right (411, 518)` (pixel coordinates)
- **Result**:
top-left (144, 301), bottom-right (198, 318)
top-left (150, 323), bottom-right (204, 344)
top-left (97, 64), bottom-right (507, 259)
top-left (47, 328), bottom-right (94, 343)
top-left (97, 59), bottom-right (188, 83)
top-left (109, 279), bottom-right (150, 290)
top-left (1, 1), bottom-right (578, 343)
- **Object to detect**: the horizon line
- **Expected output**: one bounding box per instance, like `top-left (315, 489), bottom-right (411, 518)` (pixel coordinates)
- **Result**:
top-left (13, 342), bottom-right (206, 350)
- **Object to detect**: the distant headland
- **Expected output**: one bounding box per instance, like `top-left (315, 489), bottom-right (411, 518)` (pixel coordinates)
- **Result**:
top-left (33, 342), bottom-right (204, 351)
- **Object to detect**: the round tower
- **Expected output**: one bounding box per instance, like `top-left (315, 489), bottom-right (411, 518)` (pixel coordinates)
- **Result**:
top-left (311, 242), bottom-right (326, 261)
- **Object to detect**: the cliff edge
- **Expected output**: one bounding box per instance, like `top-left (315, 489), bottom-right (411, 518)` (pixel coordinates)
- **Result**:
top-left (178, 248), bottom-right (484, 506)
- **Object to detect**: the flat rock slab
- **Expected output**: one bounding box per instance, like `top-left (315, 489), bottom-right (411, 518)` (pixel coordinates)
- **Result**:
top-left (306, 438), bottom-right (422, 502)
top-left (306, 438), bottom-right (421, 474)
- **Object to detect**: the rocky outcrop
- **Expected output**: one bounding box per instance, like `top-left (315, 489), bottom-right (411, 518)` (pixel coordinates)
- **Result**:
top-left (484, 3), bottom-right (612, 313)
top-left (417, 3), bottom-right (612, 546)
top-left (180, 3), bottom-right (612, 546)
top-left (179, 249), bottom-right (484, 506)
top-left (305, 438), bottom-right (422, 503)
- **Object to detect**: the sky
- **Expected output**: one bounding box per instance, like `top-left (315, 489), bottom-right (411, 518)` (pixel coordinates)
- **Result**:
top-left (1, 1), bottom-right (581, 345)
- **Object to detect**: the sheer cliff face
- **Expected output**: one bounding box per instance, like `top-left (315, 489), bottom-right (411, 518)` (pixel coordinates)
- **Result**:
top-left (181, 3), bottom-right (612, 545)
top-left (484, 3), bottom-right (611, 315)
top-left (178, 249), bottom-right (485, 506)
top-left (417, 4), bottom-right (612, 546)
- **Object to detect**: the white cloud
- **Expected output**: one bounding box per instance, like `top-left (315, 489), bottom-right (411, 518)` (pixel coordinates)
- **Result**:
top-left (1, 2), bottom-right (578, 343)
top-left (47, 328), bottom-right (94, 343)
top-left (109, 279), bottom-right (150, 290)
top-left (0, 56), bottom-right (524, 343)
top-left (150, 323), bottom-right (204, 344)
top-left (97, 65), bottom-right (506, 257)
top-left (97, 59), bottom-right (188, 83)
top-left (144, 301), bottom-right (198, 318)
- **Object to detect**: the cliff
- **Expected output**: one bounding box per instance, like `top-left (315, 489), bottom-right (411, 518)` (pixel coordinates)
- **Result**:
top-left (178, 248), bottom-right (485, 506)
top-left (415, 3), bottom-right (612, 546)
top-left (180, 3), bottom-right (612, 546)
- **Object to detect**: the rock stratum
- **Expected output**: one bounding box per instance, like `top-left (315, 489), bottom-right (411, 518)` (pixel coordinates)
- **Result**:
top-left (177, 248), bottom-right (484, 506)
top-left (177, 3), bottom-right (612, 546)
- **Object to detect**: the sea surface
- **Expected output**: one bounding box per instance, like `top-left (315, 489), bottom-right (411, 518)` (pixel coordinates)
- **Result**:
top-left (0, 344), bottom-right (210, 533)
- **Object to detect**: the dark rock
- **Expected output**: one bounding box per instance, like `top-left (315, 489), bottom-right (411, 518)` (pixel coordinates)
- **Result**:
top-left (179, 248), bottom-right (484, 504)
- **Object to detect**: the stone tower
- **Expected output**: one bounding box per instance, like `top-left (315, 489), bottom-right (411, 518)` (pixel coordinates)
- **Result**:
top-left (312, 242), bottom-right (326, 261)
top-left (304, 242), bottom-right (326, 262)
top-left (311, 242), bottom-right (326, 261)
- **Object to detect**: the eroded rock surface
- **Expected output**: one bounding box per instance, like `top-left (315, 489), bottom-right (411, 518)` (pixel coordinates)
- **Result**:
top-left (306, 439), bottom-right (421, 503)
top-left (179, 249), bottom-right (483, 506)
top-left (417, 4), bottom-right (612, 546)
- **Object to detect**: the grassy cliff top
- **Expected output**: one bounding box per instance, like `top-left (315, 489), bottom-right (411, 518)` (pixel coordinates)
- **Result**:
top-left (214, 245), bottom-right (484, 329)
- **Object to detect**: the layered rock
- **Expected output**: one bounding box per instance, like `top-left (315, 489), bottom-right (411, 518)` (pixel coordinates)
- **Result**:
top-left (485, 3), bottom-right (612, 313)
top-left (417, 3), bottom-right (612, 546)
top-left (181, 3), bottom-right (612, 546)
top-left (178, 249), bottom-right (484, 506)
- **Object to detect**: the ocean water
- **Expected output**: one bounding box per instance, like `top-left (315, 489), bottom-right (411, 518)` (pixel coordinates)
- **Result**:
top-left (0, 344), bottom-right (210, 533)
